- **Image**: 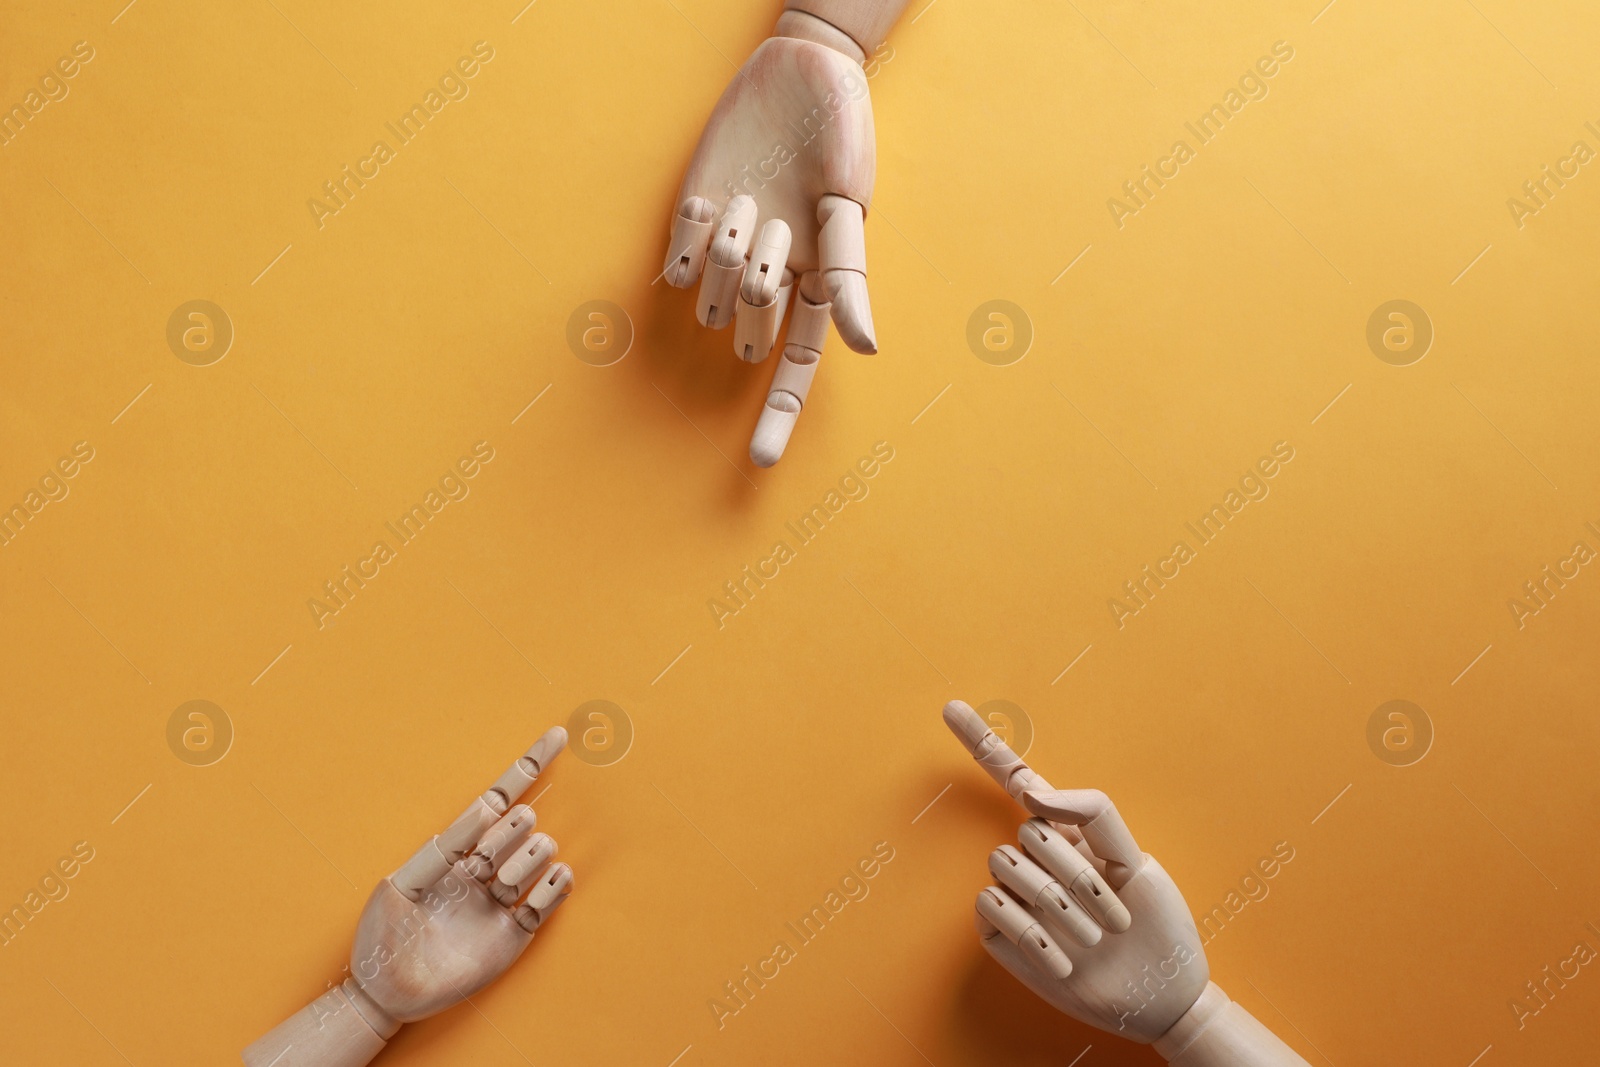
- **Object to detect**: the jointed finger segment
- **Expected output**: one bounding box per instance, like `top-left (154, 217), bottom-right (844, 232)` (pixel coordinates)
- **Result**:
top-left (974, 885), bottom-right (1073, 980)
top-left (487, 726), bottom-right (567, 813)
top-left (511, 862), bottom-right (573, 934)
top-left (733, 263), bottom-right (794, 364)
top-left (1020, 819), bottom-right (1130, 934)
top-left (665, 196), bottom-right (716, 287)
top-left (464, 805), bottom-right (536, 882)
top-left (491, 832), bottom-right (558, 906)
top-left (697, 196), bottom-right (757, 329)
top-left (393, 797), bottom-right (501, 899)
top-left (816, 194), bottom-right (876, 353)
top-left (942, 700), bottom-right (1053, 801)
top-left (749, 271), bottom-right (829, 468)
top-left (988, 845), bottom-right (1102, 948)
top-left (1021, 789), bottom-right (1144, 886)
top-left (391, 726), bottom-right (566, 900)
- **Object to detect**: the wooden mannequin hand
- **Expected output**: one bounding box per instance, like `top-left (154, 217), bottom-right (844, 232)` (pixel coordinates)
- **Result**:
top-left (242, 727), bottom-right (574, 1067)
top-left (662, 16), bottom-right (878, 467)
top-left (942, 702), bottom-right (1311, 1064)
top-left (942, 701), bottom-right (1209, 1042)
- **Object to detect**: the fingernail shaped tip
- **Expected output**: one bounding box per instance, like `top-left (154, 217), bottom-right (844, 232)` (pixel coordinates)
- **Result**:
top-left (541, 725), bottom-right (568, 754)
top-left (749, 405), bottom-right (798, 468)
top-left (942, 700), bottom-right (987, 747)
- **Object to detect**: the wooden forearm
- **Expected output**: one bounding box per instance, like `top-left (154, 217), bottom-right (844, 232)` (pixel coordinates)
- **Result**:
top-left (1152, 984), bottom-right (1312, 1067)
top-left (242, 980), bottom-right (400, 1067)
top-left (781, 0), bottom-right (913, 54)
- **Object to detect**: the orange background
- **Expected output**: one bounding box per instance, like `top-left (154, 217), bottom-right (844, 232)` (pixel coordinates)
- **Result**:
top-left (2, 0), bottom-right (1598, 1064)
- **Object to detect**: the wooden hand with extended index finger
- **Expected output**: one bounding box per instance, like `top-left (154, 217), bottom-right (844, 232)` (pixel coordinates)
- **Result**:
top-left (942, 701), bottom-right (1312, 1065)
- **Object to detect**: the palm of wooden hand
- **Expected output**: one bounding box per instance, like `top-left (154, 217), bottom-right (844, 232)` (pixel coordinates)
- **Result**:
top-left (351, 862), bottom-right (545, 1022)
top-left (675, 35), bottom-right (876, 278)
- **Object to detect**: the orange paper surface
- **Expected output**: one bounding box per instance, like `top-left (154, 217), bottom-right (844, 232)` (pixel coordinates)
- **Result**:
top-left (2, 1), bottom-right (1598, 1064)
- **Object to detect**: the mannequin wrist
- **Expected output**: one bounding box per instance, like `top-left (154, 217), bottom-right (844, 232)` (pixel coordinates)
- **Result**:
top-left (242, 979), bottom-right (400, 1067)
top-left (1151, 982), bottom-right (1311, 1067)
top-left (774, 11), bottom-right (867, 62)
top-left (780, 0), bottom-right (907, 56)
top-left (1152, 982), bottom-right (1229, 1060)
